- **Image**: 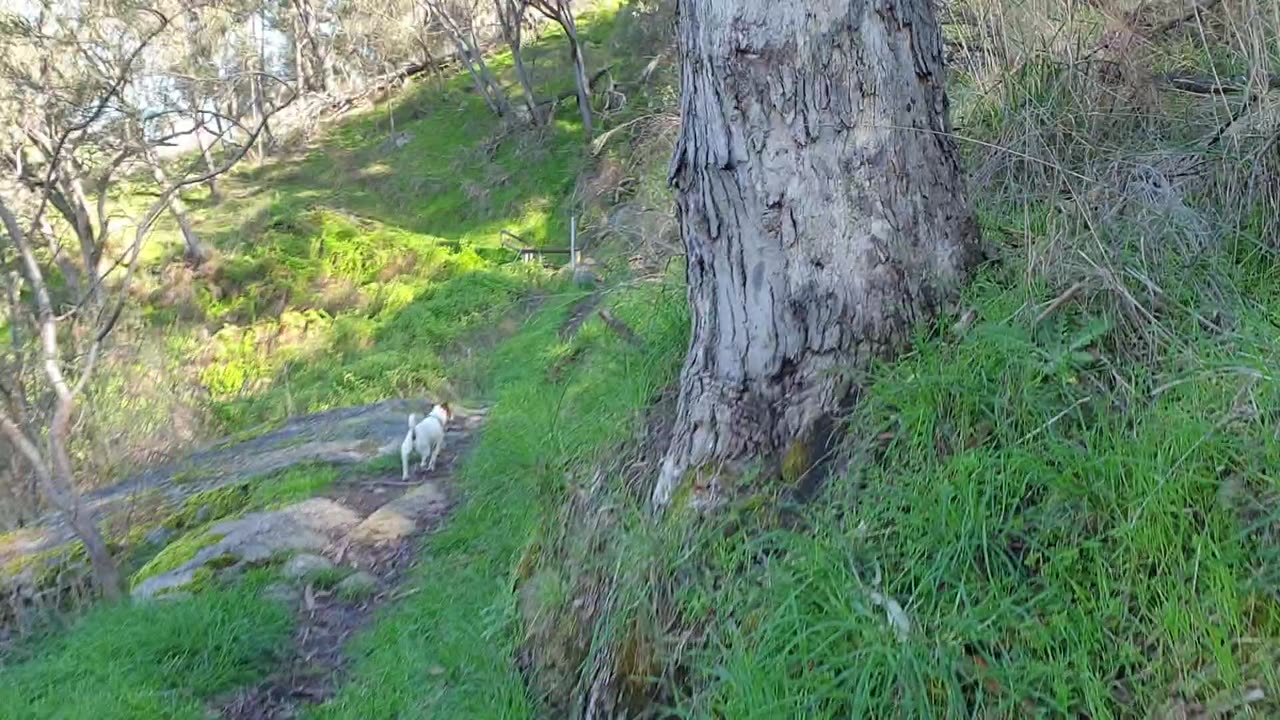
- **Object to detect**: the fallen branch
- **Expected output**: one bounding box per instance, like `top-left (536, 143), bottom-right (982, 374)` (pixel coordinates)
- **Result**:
top-left (536, 66), bottom-right (613, 108)
top-left (1160, 72), bottom-right (1280, 95)
top-left (597, 309), bottom-right (644, 348)
top-left (1147, 0), bottom-right (1223, 37)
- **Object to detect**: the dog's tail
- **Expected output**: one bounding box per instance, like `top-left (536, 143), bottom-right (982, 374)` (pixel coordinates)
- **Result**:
top-left (408, 413), bottom-right (418, 440)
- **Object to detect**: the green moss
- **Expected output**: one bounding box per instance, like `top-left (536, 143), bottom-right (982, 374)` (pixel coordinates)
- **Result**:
top-left (164, 483), bottom-right (253, 532)
top-left (780, 437), bottom-right (811, 485)
top-left (130, 527), bottom-right (224, 589)
top-left (250, 464), bottom-right (340, 508)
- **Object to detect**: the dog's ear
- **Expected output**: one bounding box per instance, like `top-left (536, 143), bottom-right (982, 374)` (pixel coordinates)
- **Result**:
top-left (441, 402), bottom-right (452, 419)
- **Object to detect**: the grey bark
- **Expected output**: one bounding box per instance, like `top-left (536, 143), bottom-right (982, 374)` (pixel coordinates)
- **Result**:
top-left (563, 14), bottom-right (592, 136)
top-left (495, 0), bottom-right (542, 123)
top-left (427, 0), bottom-right (510, 116)
top-left (653, 0), bottom-right (981, 508)
top-left (148, 158), bottom-right (207, 264)
top-left (291, 0), bottom-right (332, 92)
top-left (530, 0), bottom-right (592, 135)
top-left (193, 118), bottom-right (223, 202)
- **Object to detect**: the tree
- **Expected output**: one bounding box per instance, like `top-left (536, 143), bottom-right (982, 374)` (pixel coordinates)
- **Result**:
top-left (494, 0), bottom-right (542, 124)
top-left (289, 0), bottom-right (335, 93)
top-left (653, 0), bottom-right (982, 508)
top-left (422, 0), bottom-right (511, 117)
top-left (527, 0), bottom-right (592, 136)
top-left (0, 2), bottom-right (291, 599)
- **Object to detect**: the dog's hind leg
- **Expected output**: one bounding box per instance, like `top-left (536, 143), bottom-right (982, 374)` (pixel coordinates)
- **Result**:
top-left (428, 437), bottom-right (444, 472)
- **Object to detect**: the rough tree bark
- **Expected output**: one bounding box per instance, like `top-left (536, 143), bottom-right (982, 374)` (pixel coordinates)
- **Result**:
top-left (654, 0), bottom-right (982, 508)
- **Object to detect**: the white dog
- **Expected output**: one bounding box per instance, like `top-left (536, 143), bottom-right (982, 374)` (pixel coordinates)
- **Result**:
top-left (401, 403), bottom-right (453, 480)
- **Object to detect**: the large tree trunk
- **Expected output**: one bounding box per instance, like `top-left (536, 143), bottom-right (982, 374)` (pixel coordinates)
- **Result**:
top-left (654, 0), bottom-right (982, 508)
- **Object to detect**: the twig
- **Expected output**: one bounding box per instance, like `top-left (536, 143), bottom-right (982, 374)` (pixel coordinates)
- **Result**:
top-left (597, 309), bottom-right (644, 348)
top-left (1147, 0), bottom-right (1223, 36)
top-left (1160, 72), bottom-right (1280, 95)
top-left (1018, 396), bottom-right (1091, 445)
top-left (1034, 281), bottom-right (1086, 324)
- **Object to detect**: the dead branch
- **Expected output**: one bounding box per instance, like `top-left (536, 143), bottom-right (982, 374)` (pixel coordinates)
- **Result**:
top-left (597, 309), bottom-right (644, 348)
top-left (536, 65), bottom-right (613, 108)
top-left (1161, 72), bottom-right (1280, 95)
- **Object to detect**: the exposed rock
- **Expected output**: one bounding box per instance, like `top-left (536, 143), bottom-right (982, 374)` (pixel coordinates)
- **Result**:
top-left (573, 266), bottom-right (599, 288)
top-left (133, 567), bottom-right (201, 600)
top-left (281, 553), bottom-right (336, 581)
top-left (262, 582), bottom-right (302, 607)
top-left (344, 482), bottom-right (446, 546)
top-left (144, 527), bottom-right (174, 547)
top-left (334, 570), bottom-right (378, 599)
top-left (132, 498), bottom-right (360, 599)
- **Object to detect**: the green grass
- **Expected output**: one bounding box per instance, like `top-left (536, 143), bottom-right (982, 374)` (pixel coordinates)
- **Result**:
top-left (4, 4), bottom-right (658, 709)
top-left (309, 280), bottom-right (688, 718)
top-left (0, 579), bottom-right (291, 719)
top-left (496, 265), bottom-right (1280, 718)
top-left (671, 278), bottom-right (1280, 716)
top-left (14, 0), bottom-right (1280, 716)
top-left (134, 11), bottom-right (646, 437)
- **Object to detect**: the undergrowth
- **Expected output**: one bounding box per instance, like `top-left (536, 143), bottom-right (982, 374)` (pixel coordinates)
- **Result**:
top-left (310, 278), bottom-right (687, 718)
top-left (671, 272), bottom-right (1280, 717)
top-left (0, 572), bottom-right (290, 719)
top-left (7, 0), bottom-right (1280, 717)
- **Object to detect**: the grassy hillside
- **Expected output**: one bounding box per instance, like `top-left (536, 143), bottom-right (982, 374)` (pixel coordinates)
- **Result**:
top-left (4, 0), bottom-right (1280, 717)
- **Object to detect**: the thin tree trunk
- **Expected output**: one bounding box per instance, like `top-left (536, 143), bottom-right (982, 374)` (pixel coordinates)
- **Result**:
top-left (512, 47), bottom-right (541, 122)
top-left (254, 9), bottom-right (270, 162)
top-left (563, 18), bottom-right (592, 136)
top-left (51, 436), bottom-right (123, 601)
top-left (0, 200), bottom-right (124, 602)
top-left (252, 72), bottom-right (267, 163)
top-left (291, 0), bottom-right (328, 93)
top-left (467, 26), bottom-right (510, 116)
top-left (653, 0), bottom-right (981, 509)
top-left (444, 27), bottom-right (508, 116)
top-left (148, 159), bottom-right (208, 264)
top-left (496, 0), bottom-right (541, 123)
top-left (193, 117), bottom-right (223, 202)
top-left (294, 16), bottom-right (309, 94)
top-left (530, 2), bottom-right (592, 135)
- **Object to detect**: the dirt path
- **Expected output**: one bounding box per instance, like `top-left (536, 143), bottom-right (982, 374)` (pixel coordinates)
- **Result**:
top-left (192, 407), bottom-right (486, 719)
